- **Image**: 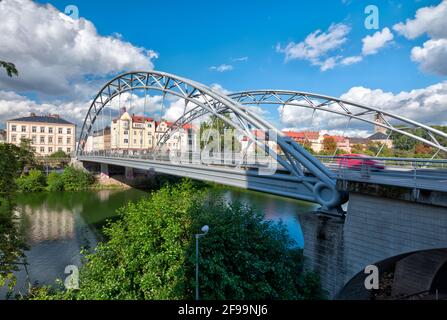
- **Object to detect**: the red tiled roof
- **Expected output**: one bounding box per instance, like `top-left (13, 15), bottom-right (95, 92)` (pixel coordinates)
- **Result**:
top-left (284, 131), bottom-right (320, 140)
top-left (323, 135), bottom-right (349, 143)
top-left (132, 115), bottom-right (154, 123)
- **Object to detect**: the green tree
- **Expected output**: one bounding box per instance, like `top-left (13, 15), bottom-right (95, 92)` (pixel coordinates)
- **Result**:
top-left (16, 169), bottom-right (46, 193)
top-left (200, 114), bottom-right (242, 154)
top-left (321, 136), bottom-right (337, 154)
top-left (28, 181), bottom-right (324, 300)
top-left (49, 150), bottom-right (68, 159)
top-left (17, 139), bottom-right (37, 173)
top-left (0, 144), bottom-right (28, 296)
top-left (46, 172), bottom-right (64, 192)
top-left (0, 61), bottom-right (18, 77)
top-left (60, 166), bottom-right (94, 191)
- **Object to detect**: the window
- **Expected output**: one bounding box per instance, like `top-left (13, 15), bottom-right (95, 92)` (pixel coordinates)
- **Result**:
top-left (58, 137), bottom-right (63, 144)
top-left (40, 147), bottom-right (45, 153)
top-left (48, 137), bottom-right (53, 143)
top-left (21, 135), bottom-right (26, 141)
top-left (58, 128), bottom-right (63, 134)
top-left (124, 139), bottom-right (129, 144)
top-left (49, 127), bottom-right (53, 134)
top-left (11, 125), bottom-right (16, 132)
top-left (133, 139), bottom-right (137, 144)
top-left (67, 148), bottom-right (71, 153)
top-left (32, 135), bottom-right (37, 143)
top-left (48, 147), bottom-right (53, 153)
top-left (32, 126), bottom-right (37, 133)
top-left (11, 135), bottom-right (16, 142)
top-left (32, 147), bottom-right (36, 152)
top-left (67, 128), bottom-right (71, 135)
top-left (21, 126), bottom-right (26, 132)
top-left (40, 136), bottom-right (45, 143)
top-left (124, 130), bottom-right (129, 135)
top-left (58, 147), bottom-right (62, 151)
top-left (40, 127), bottom-right (45, 133)
top-left (67, 137), bottom-right (71, 144)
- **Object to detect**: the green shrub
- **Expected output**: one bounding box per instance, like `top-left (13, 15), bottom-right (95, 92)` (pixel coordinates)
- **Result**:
top-left (16, 169), bottom-right (46, 193)
top-left (29, 180), bottom-right (324, 300)
top-left (46, 172), bottom-right (64, 192)
top-left (60, 166), bottom-right (94, 191)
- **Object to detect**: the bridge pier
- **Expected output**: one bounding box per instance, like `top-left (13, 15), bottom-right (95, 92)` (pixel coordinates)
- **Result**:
top-left (100, 163), bottom-right (109, 179)
top-left (125, 167), bottom-right (134, 180)
top-left (301, 181), bottom-right (447, 299)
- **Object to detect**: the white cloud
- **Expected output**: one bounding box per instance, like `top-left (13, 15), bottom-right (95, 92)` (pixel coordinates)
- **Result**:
top-left (341, 82), bottom-right (447, 125)
top-left (411, 39), bottom-right (447, 75)
top-left (276, 23), bottom-right (351, 71)
top-left (319, 57), bottom-right (340, 71)
top-left (210, 83), bottom-right (232, 95)
top-left (210, 64), bottom-right (234, 72)
top-left (279, 82), bottom-right (447, 134)
top-left (341, 55), bottom-right (363, 65)
top-left (393, 1), bottom-right (447, 76)
top-left (0, 0), bottom-right (157, 97)
top-left (231, 57), bottom-right (249, 62)
top-left (393, 0), bottom-right (447, 40)
top-left (0, 90), bottom-right (90, 127)
top-left (362, 27), bottom-right (394, 55)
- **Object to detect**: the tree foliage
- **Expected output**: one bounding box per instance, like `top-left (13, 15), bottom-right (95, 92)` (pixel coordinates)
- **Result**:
top-left (322, 136), bottom-right (337, 154)
top-left (0, 60), bottom-right (18, 77)
top-left (16, 169), bottom-right (46, 193)
top-left (28, 180), bottom-right (324, 300)
top-left (59, 166), bottom-right (94, 191)
top-left (0, 144), bottom-right (28, 297)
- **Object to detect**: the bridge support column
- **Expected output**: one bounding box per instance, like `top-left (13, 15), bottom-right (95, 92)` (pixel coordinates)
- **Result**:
top-left (125, 167), bottom-right (134, 180)
top-left (100, 163), bottom-right (109, 179)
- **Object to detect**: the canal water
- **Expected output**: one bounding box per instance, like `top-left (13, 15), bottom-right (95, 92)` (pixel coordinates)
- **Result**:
top-left (1, 186), bottom-right (318, 298)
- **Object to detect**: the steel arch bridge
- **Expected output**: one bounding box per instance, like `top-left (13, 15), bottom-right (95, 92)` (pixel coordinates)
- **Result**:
top-left (77, 71), bottom-right (447, 213)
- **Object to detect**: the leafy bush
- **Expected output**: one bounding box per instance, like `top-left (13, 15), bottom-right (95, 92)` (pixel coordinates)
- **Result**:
top-left (28, 180), bottom-right (324, 300)
top-left (49, 150), bottom-right (68, 159)
top-left (60, 166), bottom-right (94, 191)
top-left (46, 172), bottom-right (64, 192)
top-left (16, 169), bottom-right (46, 193)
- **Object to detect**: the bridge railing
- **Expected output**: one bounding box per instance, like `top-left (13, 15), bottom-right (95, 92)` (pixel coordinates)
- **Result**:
top-left (77, 150), bottom-right (278, 170)
top-left (317, 155), bottom-right (447, 192)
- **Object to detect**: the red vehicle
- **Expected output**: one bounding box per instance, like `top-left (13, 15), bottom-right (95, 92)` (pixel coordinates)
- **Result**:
top-left (337, 154), bottom-right (385, 171)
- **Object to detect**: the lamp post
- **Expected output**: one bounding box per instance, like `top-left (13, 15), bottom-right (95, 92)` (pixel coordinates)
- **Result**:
top-left (195, 225), bottom-right (209, 301)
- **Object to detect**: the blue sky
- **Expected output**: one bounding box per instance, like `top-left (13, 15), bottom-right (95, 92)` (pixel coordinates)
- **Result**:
top-left (1, 0), bottom-right (446, 134)
top-left (41, 0), bottom-right (443, 95)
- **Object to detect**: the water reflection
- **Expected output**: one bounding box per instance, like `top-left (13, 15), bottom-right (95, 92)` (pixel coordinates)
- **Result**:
top-left (2, 187), bottom-right (316, 298)
top-left (1, 189), bottom-right (149, 298)
top-left (221, 188), bottom-right (318, 247)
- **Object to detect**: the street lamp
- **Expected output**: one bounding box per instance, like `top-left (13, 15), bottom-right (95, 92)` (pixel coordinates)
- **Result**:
top-left (195, 225), bottom-right (209, 301)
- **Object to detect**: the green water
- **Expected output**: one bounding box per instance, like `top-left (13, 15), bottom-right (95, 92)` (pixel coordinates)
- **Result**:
top-left (3, 186), bottom-right (316, 297)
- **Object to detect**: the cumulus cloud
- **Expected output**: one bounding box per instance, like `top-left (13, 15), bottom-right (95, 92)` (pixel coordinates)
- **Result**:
top-left (341, 56), bottom-right (363, 65)
top-left (0, 0), bottom-right (158, 97)
top-left (393, 1), bottom-right (447, 76)
top-left (393, 0), bottom-right (447, 40)
top-left (278, 82), bottom-right (447, 135)
top-left (362, 27), bottom-right (394, 55)
top-left (0, 90), bottom-right (90, 127)
top-left (210, 83), bottom-right (232, 95)
top-left (276, 23), bottom-right (351, 71)
top-left (341, 82), bottom-right (447, 125)
top-left (209, 64), bottom-right (234, 72)
top-left (411, 39), bottom-right (447, 75)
